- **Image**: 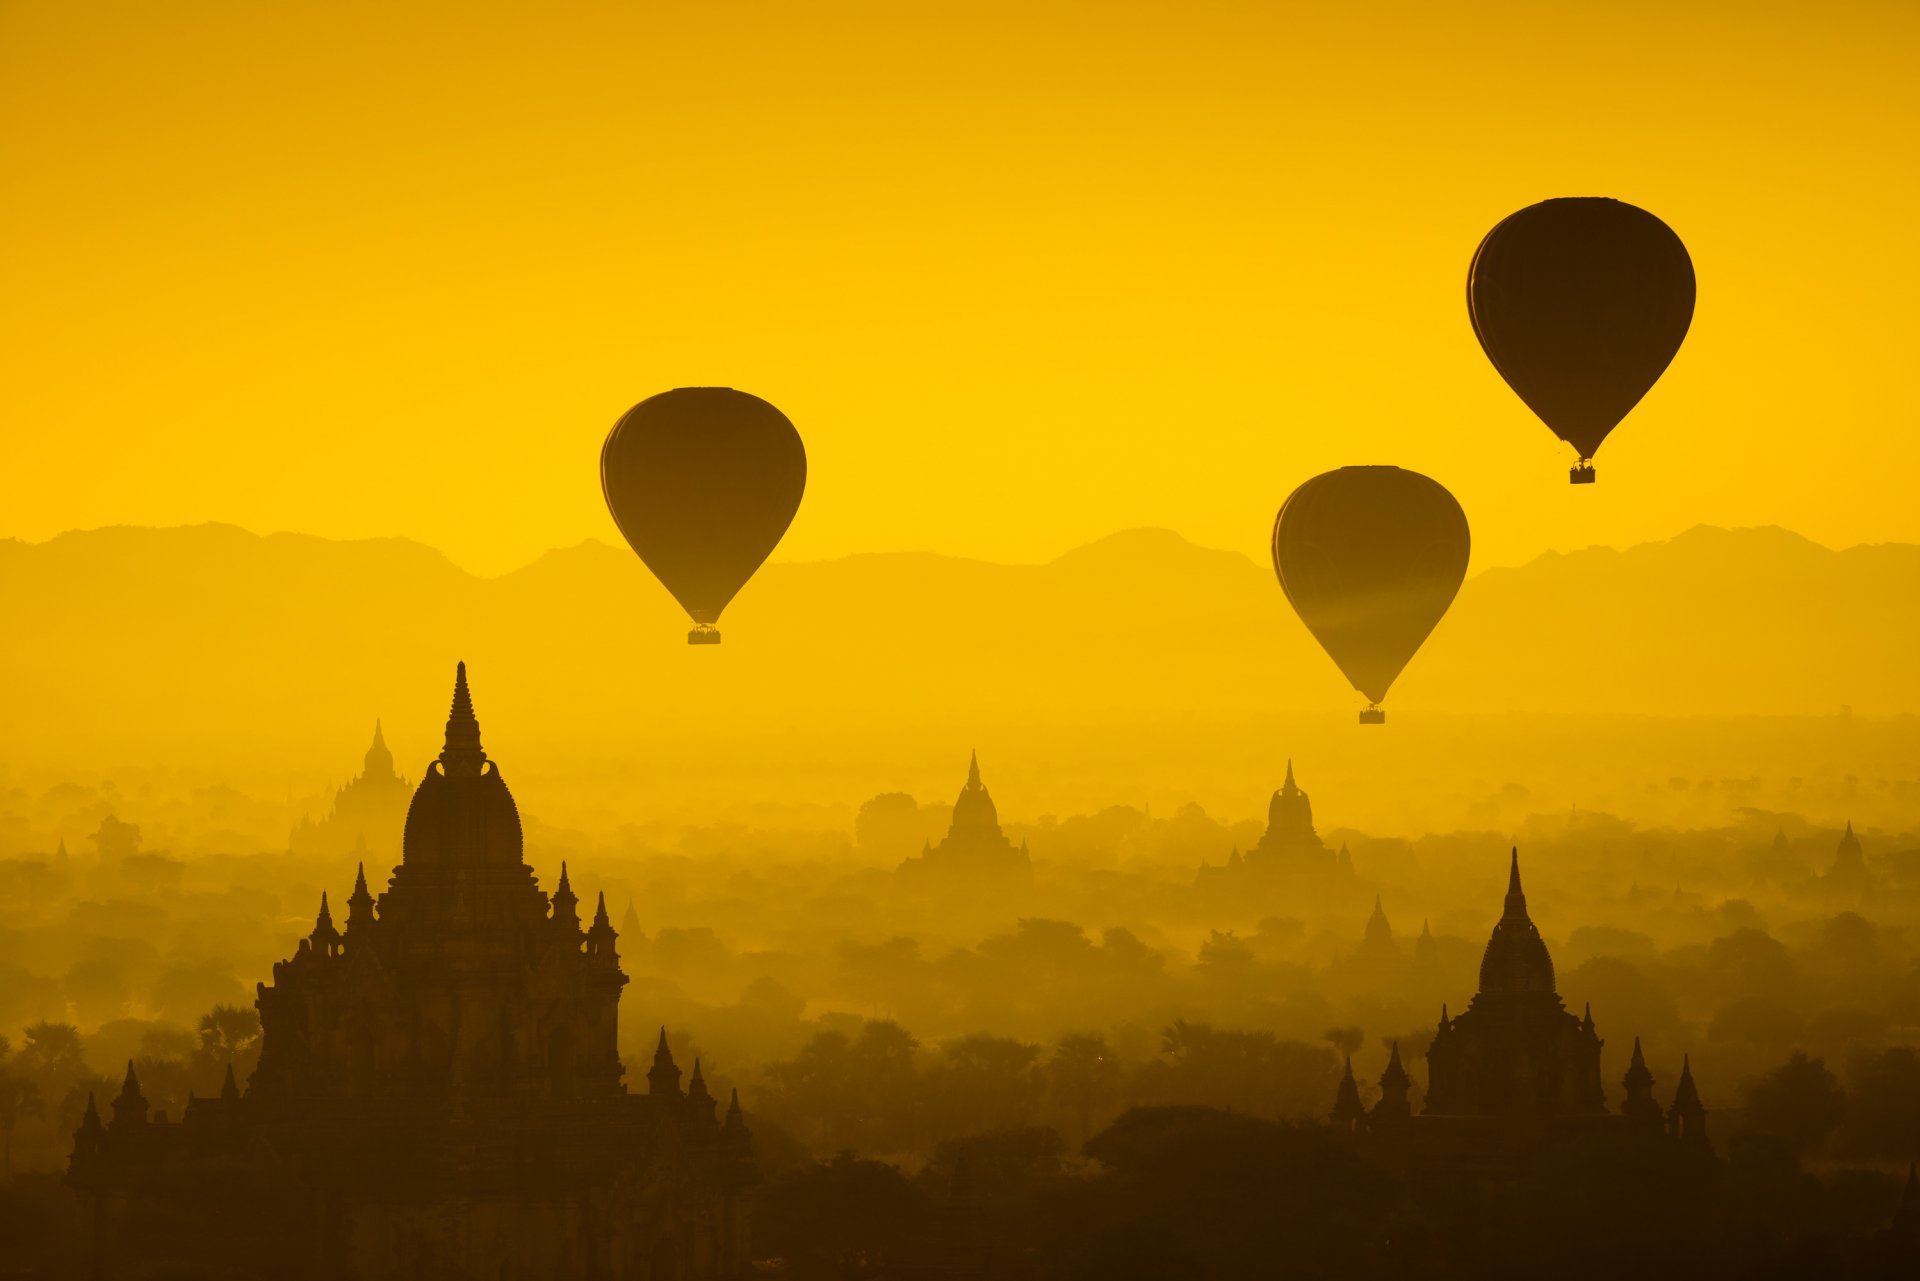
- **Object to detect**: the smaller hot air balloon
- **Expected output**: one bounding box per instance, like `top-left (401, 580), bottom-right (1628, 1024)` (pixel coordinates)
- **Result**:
top-left (1272, 467), bottom-right (1469, 723)
top-left (1468, 197), bottom-right (1695, 483)
top-left (601, 388), bottom-right (806, 644)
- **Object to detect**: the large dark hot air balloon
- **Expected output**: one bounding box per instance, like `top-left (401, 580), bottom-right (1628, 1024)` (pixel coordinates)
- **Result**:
top-left (1272, 467), bottom-right (1469, 723)
top-left (1468, 198), bottom-right (1694, 483)
top-left (601, 388), bottom-right (806, 644)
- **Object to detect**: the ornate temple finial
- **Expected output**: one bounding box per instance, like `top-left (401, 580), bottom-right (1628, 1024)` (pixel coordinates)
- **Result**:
top-left (551, 862), bottom-right (581, 932)
top-left (586, 890), bottom-right (618, 959)
top-left (112, 1060), bottom-right (148, 1128)
top-left (967, 749), bottom-right (981, 788)
top-left (311, 890), bottom-right (343, 955)
top-left (1581, 1001), bottom-right (1593, 1031)
top-left (1503, 847), bottom-right (1529, 918)
top-left (79, 1091), bottom-right (102, 1133)
top-left (1330, 1054), bottom-right (1364, 1129)
top-left (1284, 758), bottom-right (1296, 790)
top-left (649, 1026), bottom-right (683, 1097)
top-left (688, 1058), bottom-right (716, 1119)
top-left (724, 1086), bottom-right (745, 1127)
top-left (439, 661), bottom-right (486, 775)
top-left (347, 861), bottom-right (375, 931)
top-left (364, 718), bottom-right (394, 779)
top-left (221, 1064), bottom-right (240, 1102)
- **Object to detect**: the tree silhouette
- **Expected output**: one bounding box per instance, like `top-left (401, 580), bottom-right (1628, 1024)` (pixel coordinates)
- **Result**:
top-left (1047, 1033), bottom-right (1121, 1145)
top-left (1744, 1052), bottom-right (1846, 1156)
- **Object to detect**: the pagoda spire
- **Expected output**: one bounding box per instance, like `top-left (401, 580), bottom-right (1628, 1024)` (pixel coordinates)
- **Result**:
top-left (1330, 1055), bottom-right (1364, 1132)
top-left (311, 891), bottom-right (343, 957)
top-left (1503, 847), bottom-right (1529, 919)
top-left (221, 1063), bottom-right (241, 1103)
top-left (1622, 1035), bottom-right (1661, 1126)
top-left (586, 890), bottom-right (618, 961)
top-left (688, 1057), bottom-right (717, 1122)
top-left (439, 661), bottom-right (486, 776)
top-left (346, 861), bottom-right (375, 931)
top-left (967, 749), bottom-right (981, 789)
top-left (364, 718), bottom-right (395, 779)
top-left (111, 1061), bottom-right (148, 1128)
top-left (648, 1027), bottom-right (683, 1097)
top-left (1374, 1042), bottom-right (1412, 1123)
top-left (1668, 1053), bottom-right (1709, 1147)
top-left (551, 861), bottom-right (581, 932)
top-left (1284, 758), bottom-right (1296, 791)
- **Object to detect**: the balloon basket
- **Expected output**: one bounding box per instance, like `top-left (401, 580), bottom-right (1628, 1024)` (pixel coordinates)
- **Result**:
top-left (687, 625), bottom-right (722, 645)
top-left (1359, 706), bottom-right (1386, 725)
top-left (1569, 462), bottom-right (1596, 484)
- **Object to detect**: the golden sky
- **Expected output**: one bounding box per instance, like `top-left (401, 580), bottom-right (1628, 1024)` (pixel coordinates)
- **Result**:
top-left (3, 0), bottom-right (1915, 575)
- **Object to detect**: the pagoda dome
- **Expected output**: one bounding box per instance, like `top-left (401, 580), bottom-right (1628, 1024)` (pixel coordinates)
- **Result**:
top-left (950, 750), bottom-right (1000, 834)
top-left (400, 663), bottom-right (524, 867)
top-left (1478, 849), bottom-right (1556, 996)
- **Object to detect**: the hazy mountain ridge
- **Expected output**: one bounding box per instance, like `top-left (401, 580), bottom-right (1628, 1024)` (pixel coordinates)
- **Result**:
top-left (3, 522), bottom-right (1915, 781)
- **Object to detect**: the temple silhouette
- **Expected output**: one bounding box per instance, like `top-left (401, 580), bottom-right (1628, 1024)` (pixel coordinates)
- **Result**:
top-left (893, 751), bottom-right (1032, 888)
top-left (289, 719), bottom-right (413, 864)
top-left (1330, 850), bottom-right (1710, 1157)
top-left (1195, 760), bottom-right (1356, 899)
top-left (69, 664), bottom-right (754, 1279)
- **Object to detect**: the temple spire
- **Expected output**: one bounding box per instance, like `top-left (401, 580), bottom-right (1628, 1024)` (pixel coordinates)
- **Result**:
top-left (364, 718), bottom-right (394, 779)
top-left (1283, 758), bottom-right (1296, 791)
top-left (551, 862), bottom-right (581, 933)
top-left (1504, 847), bottom-right (1529, 919)
top-left (111, 1060), bottom-right (148, 1128)
top-left (648, 1027), bottom-right (683, 1097)
top-left (439, 661), bottom-right (486, 775)
top-left (1374, 1041), bottom-right (1412, 1122)
top-left (967, 749), bottom-right (981, 788)
top-left (347, 861), bottom-right (375, 931)
top-left (1330, 1055), bottom-right (1364, 1131)
top-left (688, 1057), bottom-right (717, 1122)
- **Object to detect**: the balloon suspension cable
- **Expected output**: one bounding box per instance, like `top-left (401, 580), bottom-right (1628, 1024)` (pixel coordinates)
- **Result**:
top-left (687, 624), bottom-right (722, 646)
top-left (1569, 458), bottom-right (1596, 485)
top-left (1359, 704), bottom-right (1386, 725)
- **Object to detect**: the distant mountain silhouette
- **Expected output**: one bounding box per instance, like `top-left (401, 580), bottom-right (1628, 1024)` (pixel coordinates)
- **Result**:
top-left (2, 523), bottom-right (1912, 774)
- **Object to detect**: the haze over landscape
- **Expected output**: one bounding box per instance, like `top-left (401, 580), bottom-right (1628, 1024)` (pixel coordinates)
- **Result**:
top-left (7, 1), bottom-right (1920, 1277)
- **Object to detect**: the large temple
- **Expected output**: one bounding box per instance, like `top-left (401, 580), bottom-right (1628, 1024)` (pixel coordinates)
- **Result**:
top-left (1330, 849), bottom-right (1710, 1160)
top-left (290, 719), bottom-right (413, 863)
top-left (893, 751), bottom-right (1032, 887)
top-left (69, 664), bottom-right (755, 1280)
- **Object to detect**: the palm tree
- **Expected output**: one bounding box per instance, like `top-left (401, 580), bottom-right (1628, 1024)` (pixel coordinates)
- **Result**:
top-left (1048, 1032), bottom-right (1121, 1145)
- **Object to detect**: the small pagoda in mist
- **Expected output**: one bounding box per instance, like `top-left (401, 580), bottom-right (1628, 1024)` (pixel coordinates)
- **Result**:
top-left (1194, 760), bottom-right (1356, 900)
top-left (70, 664), bottom-right (755, 1279)
top-left (894, 751), bottom-right (1033, 889)
top-left (288, 719), bottom-right (412, 863)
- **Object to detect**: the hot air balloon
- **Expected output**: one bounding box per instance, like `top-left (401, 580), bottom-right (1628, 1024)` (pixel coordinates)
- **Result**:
top-left (601, 387), bottom-right (806, 644)
top-left (1272, 467), bottom-right (1469, 723)
top-left (1467, 198), bottom-right (1694, 483)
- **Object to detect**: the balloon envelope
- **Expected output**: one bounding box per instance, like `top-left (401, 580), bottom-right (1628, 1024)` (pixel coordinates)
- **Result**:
top-left (1272, 467), bottom-right (1470, 710)
top-left (1468, 197), bottom-right (1694, 466)
top-left (601, 388), bottom-right (806, 638)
